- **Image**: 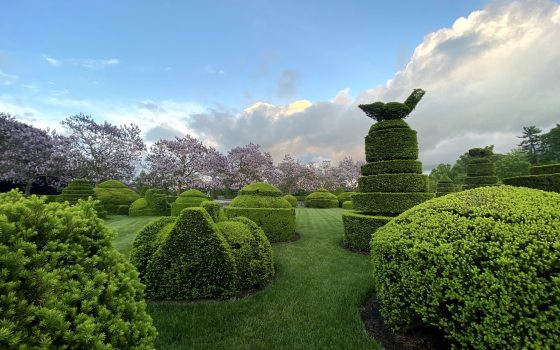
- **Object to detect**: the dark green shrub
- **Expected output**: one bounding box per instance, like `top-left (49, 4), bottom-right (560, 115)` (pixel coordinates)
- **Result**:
top-left (226, 182), bottom-right (295, 242)
top-left (464, 176), bottom-right (499, 186)
top-left (337, 192), bottom-right (356, 207)
top-left (358, 89), bottom-right (425, 122)
top-left (530, 163), bottom-right (560, 175)
top-left (283, 194), bottom-right (298, 207)
top-left (435, 175), bottom-right (455, 197)
top-left (343, 213), bottom-right (391, 251)
top-left (342, 201), bottom-right (354, 209)
top-left (0, 190), bottom-right (156, 349)
top-left (503, 173), bottom-right (560, 193)
top-left (353, 192), bottom-right (434, 214)
top-left (201, 200), bottom-right (222, 222)
top-left (371, 186), bottom-right (560, 349)
top-left (58, 179), bottom-right (107, 217)
top-left (305, 189), bottom-right (339, 208)
top-left (94, 179), bottom-right (140, 215)
top-left (129, 188), bottom-right (170, 217)
top-left (358, 174), bottom-right (428, 193)
top-left (365, 128), bottom-right (418, 162)
top-left (468, 147), bottom-right (493, 157)
top-left (462, 148), bottom-right (499, 190)
top-left (171, 189), bottom-right (208, 216)
top-left (361, 160), bottom-right (422, 175)
top-left (465, 162), bottom-right (495, 176)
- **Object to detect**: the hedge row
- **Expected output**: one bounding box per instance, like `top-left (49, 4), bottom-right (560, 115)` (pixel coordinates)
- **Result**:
top-left (361, 160), bottom-right (422, 176)
top-left (530, 163), bottom-right (560, 175)
top-left (337, 192), bottom-right (356, 206)
top-left (371, 186), bottom-right (560, 349)
top-left (358, 174), bottom-right (428, 193)
top-left (58, 179), bottom-right (107, 217)
top-left (225, 207), bottom-right (295, 242)
top-left (342, 201), bottom-right (353, 209)
top-left (94, 180), bottom-right (140, 215)
top-left (436, 175), bottom-right (455, 197)
top-left (129, 189), bottom-right (169, 217)
top-left (503, 173), bottom-right (560, 193)
top-left (352, 192), bottom-right (434, 215)
top-left (305, 189), bottom-right (339, 208)
top-left (342, 212), bottom-right (391, 251)
top-left (365, 128), bottom-right (418, 162)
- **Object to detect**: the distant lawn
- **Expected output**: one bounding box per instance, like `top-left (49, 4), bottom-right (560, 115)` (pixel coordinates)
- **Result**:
top-left (105, 208), bottom-right (380, 350)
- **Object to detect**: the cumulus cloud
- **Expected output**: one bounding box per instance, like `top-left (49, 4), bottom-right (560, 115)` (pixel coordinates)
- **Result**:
top-left (277, 70), bottom-right (299, 98)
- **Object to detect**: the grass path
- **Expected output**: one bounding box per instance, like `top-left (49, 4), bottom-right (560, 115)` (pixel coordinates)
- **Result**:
top-left (106, 208), bottom-right (380, 350)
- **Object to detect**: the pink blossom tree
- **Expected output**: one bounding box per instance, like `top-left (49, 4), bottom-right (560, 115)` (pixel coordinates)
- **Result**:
top-left (336, 156), bottom-right (364, 191)
top-left (225, 143), bottom-right (279, 190)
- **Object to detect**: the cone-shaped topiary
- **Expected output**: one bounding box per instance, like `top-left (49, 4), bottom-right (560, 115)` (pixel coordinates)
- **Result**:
top-left (0, 190), bottom-right (157, 349)
top-left (462, 148), bottom-right (499, 190)
top-left (371, 186), bottom-right (560, 349)
top-left (171, 189), bottom-right (209, 216)
top-left (94, 179), bottom-right (140, 215)
top-left (58, 179), bottom-right (106, 217)
top-left (129, 188), bottom-right (170, 216)
top-left (283, 194), bottom-right (298, 207)
top-left (503, 163), bottom-right (560, 193)
top-left (305, 188), bottom-right (339, 208)
top-left (435, 175), bottom-right (456, 197)
top-left (130, 207), bottom-right (274, 300)
top-left (225, 182), bottom-right (295, 242)
top-left (343, 89), bottom-right (433, 251)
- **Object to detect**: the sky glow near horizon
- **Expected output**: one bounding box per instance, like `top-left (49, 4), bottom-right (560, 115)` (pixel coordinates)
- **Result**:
top-left (1, 0), bottom-right (559, 170)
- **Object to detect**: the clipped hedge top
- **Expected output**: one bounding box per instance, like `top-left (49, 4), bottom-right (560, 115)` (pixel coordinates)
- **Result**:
top-left (530, 163), bottom-right (560, 175)
top-left (306, 190), bottom-right (338, 200)
top-left (229, 195), bottom-right (292, 208)
top-left (368, 119), bottom-right (411, 133)
top-left (96, 179), bottom-right (129, 188)
top-left (468, 147), bottom-right (493, 157)
top-left (238, 182), bottom-right (283, 197)
top-left (178, 189), bottom-right (207, 198)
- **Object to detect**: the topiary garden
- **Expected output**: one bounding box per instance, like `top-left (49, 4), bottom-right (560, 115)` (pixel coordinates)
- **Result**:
top-left (342, 89), bottom-right (433, 251)
top-left (225, 182), bottom-right (296, 242)
top-left (171, 189), bottom-right (209, 216)
top-left (283, 194), bottom-right (298, 207)
top-left (304, 188), bottom-right (339, 208)
top-left (462, 147), bottom-right (499, 190)
top-left (129, 188), bottom-right (170, 216)
top-left (94, 179), bottom-right (141, 215)
top-left (435, 174), bottom-right (455, 197)
top-left (503, 163), bottom-right (560, 192)
top-left (337, 191), bottom-right (356, 207)
top-left (57, 178), bottom-right (106, 217)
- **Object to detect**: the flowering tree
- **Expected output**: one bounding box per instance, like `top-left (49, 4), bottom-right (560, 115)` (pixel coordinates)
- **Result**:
top-left (61, 114), bottom-right (145, 184)
top-left (145, 135), bottom-right (226, 192)
top-left (225, 143), bottom-right (279, 190)
top-left (276, 154), bottom-right (304, 194)
top-left (336, 156), bottom-right (364, 191)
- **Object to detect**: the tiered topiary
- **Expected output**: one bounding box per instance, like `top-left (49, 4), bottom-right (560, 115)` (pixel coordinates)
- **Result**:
top-left (130, 207), bottom-right (274, 300)
top-left (93, 179), bottom-right (140, 215)
top-left (225, 182), bottom-right (296, 242)
top-left (370, 186), bottom-right (560, 349)
top-left (342, 89), bottom-right (433, 252)
top-left (58, 179), bottom-right (106, 217)
top-left (0, 190), bottom-right (157, 349)
top-left (283, 194), bottom-right (298, 207)
top-left (171, 189), bottom-right (208, 216)
top-left (304, 188), bottom-right (339, 208)
top-left (129, 188), bottom-right (170, 217)
top-left (337, 192), bottom-right (356, 207)
top-left (435, 174), bottom-right (455, 197)
top-left (462, 148), bottom-right (499, 190)
top-left (503, 163), bottom-right (560, 193)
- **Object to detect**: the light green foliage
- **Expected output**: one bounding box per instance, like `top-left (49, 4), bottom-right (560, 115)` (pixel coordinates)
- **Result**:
top-left (171, 189), bottom-right (208, 216)
top-left (94, 179), bottom-right (140, 215)
top-left (129, 188), bottom-right (170, 217)
top-left (341, 201), bottom-right (354, 209)
top-left (305, 189), bottom-right (339, 208)
top-left (0, 190), bottom-right (156, 349)
top-left (283, 194), bottom-right (298, 207)
top-left (58, 179), bottom-right (106, 217)
top-left (371, 186), bottom-right (560, 349)
top-left (226, 182), bottom-right (295, 242)
top-left (201, 200), bottom-right (223, 222)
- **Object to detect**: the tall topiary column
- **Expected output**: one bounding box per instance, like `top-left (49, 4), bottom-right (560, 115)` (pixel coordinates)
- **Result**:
top-left (463, 148), bottom-right (499, 190)
top-left (342, 89), bottom-right (434, 252)
top-left (436, 175), bottom-right (456, 197)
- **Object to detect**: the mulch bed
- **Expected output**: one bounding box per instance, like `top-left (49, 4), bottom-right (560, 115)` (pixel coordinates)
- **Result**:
top-left (361, 294), bottom-right (451, 350)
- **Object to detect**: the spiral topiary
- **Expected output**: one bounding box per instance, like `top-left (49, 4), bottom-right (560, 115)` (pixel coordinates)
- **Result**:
top-left (171, 189), bottom-right (209, 216)
top-left (304, 188), bottom-right (339, 208)
top-left (343, 89), bottom-right (433, 251)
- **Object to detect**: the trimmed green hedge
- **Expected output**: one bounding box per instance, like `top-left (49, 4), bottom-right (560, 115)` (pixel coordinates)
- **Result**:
top-left (225, 207), bottom-right (295, 242)
top-left (171, 189), bottom-right (208, 216)
top-left (365, 128), bottom-right (418, 162)
top-left (342, 201), bottom-right (354, 209)
top-left (358, 174), bottom-right (428, 193)
top-left (0, 190), bottom-right (156, 349)
top-left (342, 212), bottom-right (391, 251)
top-left (466, 162), bottom-right (495, 176)
top-left (368, 118), bottom-right (410, 132)
top-left (58, 179), bottom-right (106, 217)
top-left (94, 179), bottom-right (140, 215)
top-left (371, 186), bottom-right (560, 349)
top-left (353, 192), bottom-right (434, 214)
top-left (305, 189), bottom-right (339, 208)
top-left (129, 189), bottom-right (170, 217)
top-left (361, 160), bottom-right (422, 176)
top-left (239, 182), bottom-right (283, 197)
top-left (463, 176), bottom-right (499, 186)
top-left (436, 175), bottom-right (455, 197)
top-left (337, 192), bottom-right (356, 206)
top-left (283, 194), bottom-right (298, 207)
top-left (201, 200), bottom-right (222, 222)
top-left (503, 173), bottom-right (560, 193)
top-left (530, 163), bottom-right (560, 175)
top-left (463, 149), bottom-right (498, 190)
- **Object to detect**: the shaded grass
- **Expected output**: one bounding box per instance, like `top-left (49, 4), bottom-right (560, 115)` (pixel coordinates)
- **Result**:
top-left (106, 209), bottom-right (379, 349)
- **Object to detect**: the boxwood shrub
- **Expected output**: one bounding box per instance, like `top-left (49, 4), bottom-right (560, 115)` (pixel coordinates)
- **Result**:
top-left (225, 182), bottom-right (295, 242)
top-left (58, 179), bottom-right (106, 217)
top-left (530, 163), bottom-right (560, 175)
top-left (305, 189), bottom-right (339, 208)
top-left (342, 212), bottom-right (391, 251)
top-left (337, 192), bottom-right (356, 207)
top-left (201, 200), bottom-right (222, 222)
top-left (358, 174), bottom-right (428, 193)
top-left (503, 173), bottom-right (560, 193)
top-left (462, 148), bottom-right (499, 190)
top-left (129, 188), bottom-right (170, 217)
top-left (171, 189), bottom-right (208, 216)
top-left (435, 175), bottom-right (455, 197)
top-left (93, 179), bottom-right (140, 215)
top-left (365, 127), bottom-right (418, 162)
top-left (353, 192), bottom-right (434, 214)
top-left (361, 160), bottom-right (422, 176)
top-left (0, 190), bottom-right (157, 349)
top-left (341, 200), bottom-right (354, 209)
top-left (371, 186), bottom-right (560, 349)
top-left (283, 194), bottom-right (298, 207)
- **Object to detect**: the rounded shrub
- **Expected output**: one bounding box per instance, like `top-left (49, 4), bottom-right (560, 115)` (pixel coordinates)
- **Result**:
top-left (201, 200), bottom-right (222, 222)
top-left (171, 189), bottom-right (208, 216)
top-left (371, 186), bottom-right (560, 349)
top-left (337, 192), bottom-right (356, 207)
top-left (341, 200), bottom-right (354, 210)
top-left (129, 188), bottom-right (170, 217)
top-left (304, 189), bottom-right (339, 208)
top-left (283, 194), bottom-right (298, 207)
top-left (94, 179), bottom-right (140, 215)
top-left (435, 175), bottom-right (455, 197)
top-left (342, 213), bottom-right (391, 251)
top-left (225, 182), bottom-right (295, 242)
top-left (0, 190), bottom-right (157, 349)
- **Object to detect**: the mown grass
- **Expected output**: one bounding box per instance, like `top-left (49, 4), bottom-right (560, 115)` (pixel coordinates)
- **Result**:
top-left (105, 208), bottom-right (380, 350)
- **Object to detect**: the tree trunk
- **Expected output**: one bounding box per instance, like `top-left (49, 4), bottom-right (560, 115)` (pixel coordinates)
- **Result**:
top-left (24, 181), bottom-right (32, 196)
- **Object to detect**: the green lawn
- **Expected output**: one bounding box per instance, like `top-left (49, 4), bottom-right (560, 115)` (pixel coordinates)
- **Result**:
top-left (105, 208), bottom-right (380, 350)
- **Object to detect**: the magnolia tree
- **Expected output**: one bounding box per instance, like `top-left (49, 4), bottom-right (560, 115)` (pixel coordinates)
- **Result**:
top-left (61, 114), bottom-right (145, 184)
top-left (225, 143), bottom-right (279, 190)
top-left (145, 135), bottom-right (226, 192)
top-left (336, 156), bottom-right (364, 191)
top-left (0, 113), bottom-right (74, 194)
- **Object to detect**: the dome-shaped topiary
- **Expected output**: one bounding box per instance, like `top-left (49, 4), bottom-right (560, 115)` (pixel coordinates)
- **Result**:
top-left (0, 190), bottom-right (157, 349)
top-left (371, 186), bottom-right (560, 349)
top-left (129, 188), bottom-right (170, 217)
top-left (503, 163), bottom-right (560, 193)
top-left (305, 189), bottom-right (339, 208)
top-left (130, 207), bottom-right (274, 301)
top-left (435, 175), bottom-right (456, 197)
top-left (283, 194), bottom-right (298, 207)
top-left (225, 182), bottom-right (295, 242)
top-left (94, 179), bottom-right (140, 215)
top-left (171, 189), bottom-right (208, 216)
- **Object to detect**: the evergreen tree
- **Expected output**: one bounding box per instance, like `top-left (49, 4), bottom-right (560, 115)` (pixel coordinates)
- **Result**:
top-left (540, 124), bottom-right (560, 163)
top-left (517, 125), bottom-right (542, 164)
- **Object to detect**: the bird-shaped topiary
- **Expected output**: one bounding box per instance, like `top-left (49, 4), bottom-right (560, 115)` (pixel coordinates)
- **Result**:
top-left (358, 89), bottom-right (425, 122)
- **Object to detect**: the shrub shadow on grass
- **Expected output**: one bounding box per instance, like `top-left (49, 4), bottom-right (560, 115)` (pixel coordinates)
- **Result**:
top-left (339, 239), bottom-right (369, 255)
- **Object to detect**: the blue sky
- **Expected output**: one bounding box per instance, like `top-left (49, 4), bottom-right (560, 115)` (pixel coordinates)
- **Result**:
top-left (2, 0), bottom-right (560, 169)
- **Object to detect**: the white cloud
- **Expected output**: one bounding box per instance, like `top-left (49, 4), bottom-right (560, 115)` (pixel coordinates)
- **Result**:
top-left (0, 70), bottom-right (18, 86)
top-left (44, 97), bottom-right (92, 108)
top-left (42, 54), bottom-right (61, 66)
top-left (41, 55), bottom-right (120, 69)
top-left (204, 66), bottom-right (225, 75)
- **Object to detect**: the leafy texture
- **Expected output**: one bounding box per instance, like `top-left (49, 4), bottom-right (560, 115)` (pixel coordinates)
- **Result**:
top-left (304, 189), bottom-right (339, 208)
top-left (436, 175), bottom-right (456, 197)
top-left (0, 190), bottom-right (157, 349)
top-left (171, 189), bottom-right (208, 216)
top-left (58, 179), bottom-right (106, 217)
top-left (358, 89), bottom-right (425, 122)
top-left (371, 186), bottom-right (560, 349)
top-left (463, 148), bottom-right (499, 190)
top-left (503, 163), bottom-right (560, 193)
top-left (283, 194), bottom-right (298, 207)
top-left (93, 180), bottom-right (140, 215)
top-left (129, 188), bottom-right (170, 217)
